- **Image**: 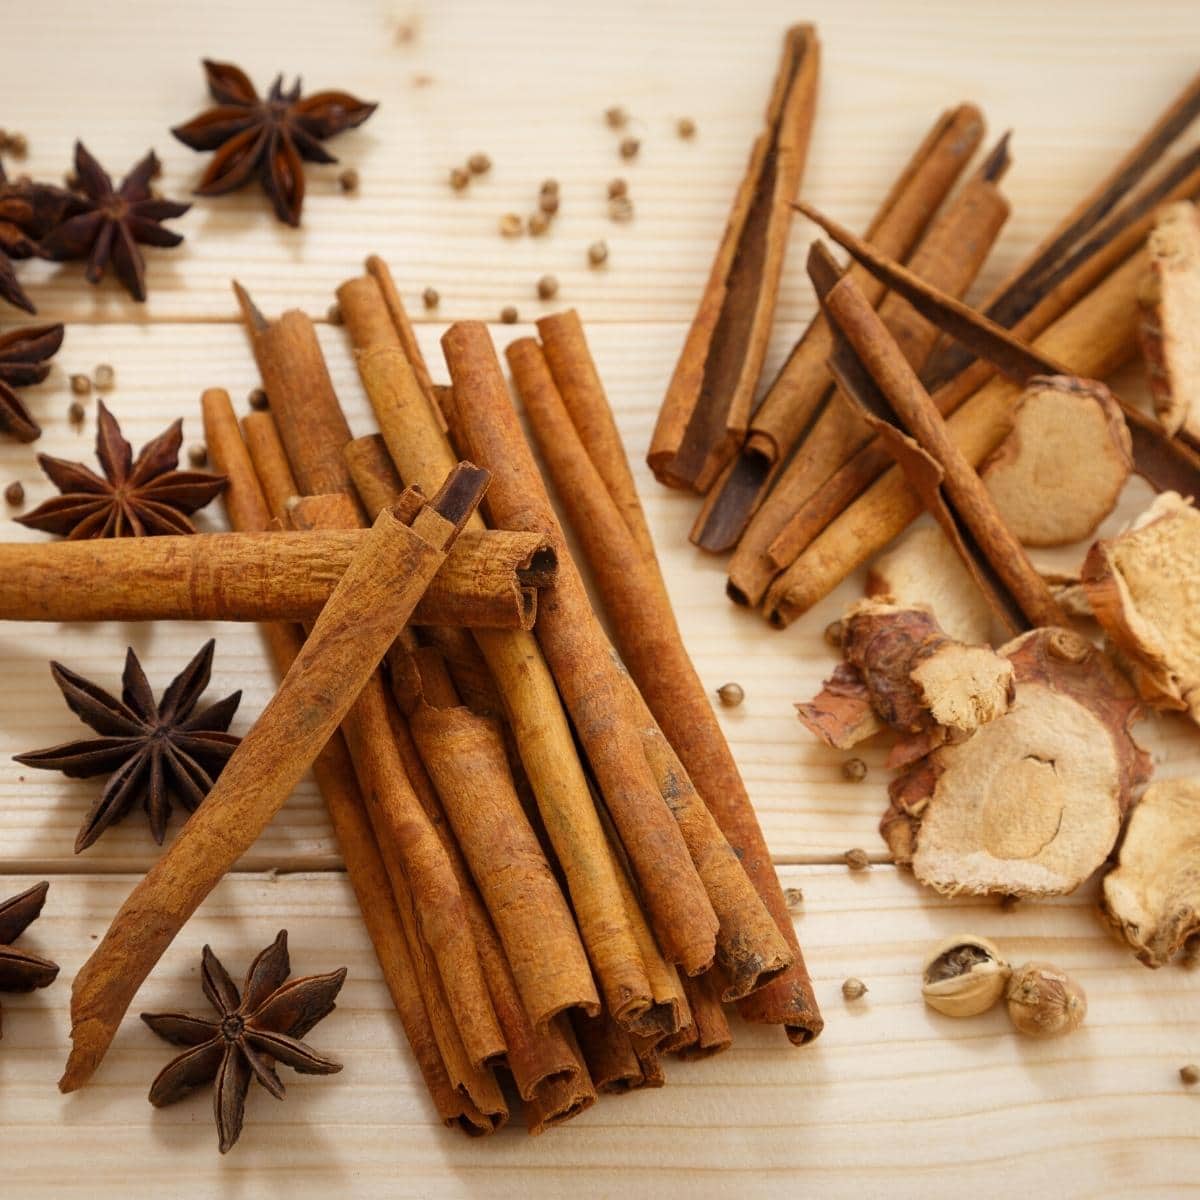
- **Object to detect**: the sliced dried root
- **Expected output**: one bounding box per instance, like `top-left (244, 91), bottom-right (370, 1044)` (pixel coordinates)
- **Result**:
top-left (979, 375), bottom-right (1132, 548)
top-left (1138, 201), bottom-right (1200, 442)
top-left (1101, 777), bottom-right (1200, 967)
top-left (883, 627), bottom-right (1151, 896)
top-left (794, 663), bottom-right (881, 750)
top-left (1083, 491), bottom-right (1200, 724)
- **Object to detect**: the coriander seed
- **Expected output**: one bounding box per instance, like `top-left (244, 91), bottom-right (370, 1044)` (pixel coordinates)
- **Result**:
top-left (608, 195), bottom-right (634, 223)
top-left (422, 286), bottom-right (440, 310)
top-left (4, 481), bottom-right (24, 506)
top-left (187, 443), bottom-right (209, 468)
top-left (337, 168), bottom-right (359, 193)
top-left (449, 166), bottom-right (470, 191)
top-left (619, 136), bottom-right (640, 160)
top-left (527, 212), bottom-right (550, 236)
top-left (842, 978), bottom-right (868, 1001)
top-left (500, 305), bottom-right (518, 324)
top-left (6, 132), bottom-right (27, 159)
top-left (68, 399), bottom-right (86, 427)
top-left (539, 191), bottom-right (560, 216)
top-left (824, 619), bottom-right (844, 648)
top-left (605, 106), bottom-right (628, 129)
top-left (248, 387), bottom-right (269, 411)
top-left (842, 757), bottom-right (867, 783)
top-left (784, 887), bottom-right (804, 909)
top-left (677, 116), bottom-right (697, 139)
top-left (69, 374), bottom-right (91, 396)
top-left (537, 275), bottom-right (559, 301)
top-left (540, 178), bottom-right (560, 195)
top-left (1181, 1064), bottom-right (1200, 1086)
top-left (607, 177), bottom-right (628, 199)
top-left (93, 363), bottom-right (115, 391)
top-left (499, 212), bottom-right (523, 238)
top-left (844, 847), bottom-right (871, 871)
top-left (717, 682), bottom-right (745, 708)
top-left (587, 240), bottom-right (609, 267)
top-left (467, 152), bottom-right (492, 175)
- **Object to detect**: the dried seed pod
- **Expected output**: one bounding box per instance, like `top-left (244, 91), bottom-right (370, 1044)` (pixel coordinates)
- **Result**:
top-left (716, 682), bottom-right (744, 707)
top-left (1005, 962), bottom-right (1086, 1038)
top-left (499, 213), bottom-right (523, 238)
top-left (536, 275), bottom-right (559, 301)
top-left (422, 287), bottom-right (439, 310)
top-left (841, 977), bottom-right (867, 1000)
top-left (921, 934), bottom-right (1010, 1017)
top-left (467, 152), bottom-right (492, 175)
top-left (587, 240), bottom-right (609, 267)
top-left (980, 376), bottom-right (1132, 548)
top-left (448, 166), bottom-right (470, 191)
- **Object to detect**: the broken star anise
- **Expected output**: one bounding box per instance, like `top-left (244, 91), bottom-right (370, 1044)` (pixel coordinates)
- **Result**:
top-left (0, 161), bottom-right (75, 313)
top-left (0, 323), bottom-right (64, 442)
top-left (172, 59), bottom-right (377, 226)
top-left (16, 399), bottom-right (227, 538)
top-left (0, 881), bottom-right (60, 1034)
top-left (141, 930), bottom-right (346, 1154)
top-left (15, 639), bottom-right (242, 851)
top-left (40, 142), bottom-right (190, 302)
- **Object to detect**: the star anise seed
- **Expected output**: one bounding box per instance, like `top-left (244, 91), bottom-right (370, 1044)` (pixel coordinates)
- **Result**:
top-left (15, 399), bottom-right (227, 538)
top-left (0, 323), bottom-right (64, 442)
top-left (15, 640), bottom-right (242, 850)
top-left (172, 59), bottom-right (377, 226)
top-left (141, 930), bottom-right (346, 1154)
top-left (40, 142), bottom-right (190, 302)
top-left (0, 881), bottom-right (60, 1035)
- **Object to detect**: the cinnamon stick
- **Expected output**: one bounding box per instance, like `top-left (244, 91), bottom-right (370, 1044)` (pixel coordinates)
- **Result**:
top-left (60, 466), bottom-right (489, 1092)
top-left (523, 1022), bottom-right (597, 1134)
top-left (648, 24), bottom-right (820, 493)
top-left (241, 410), bottom-right (299, 524)
top-left (691, 103), bottom-right (985, 551)
top-left (343, 433), bottom-right (405, 518)
top-left (572, 1011), bottom-right (645, 1093)
top-left (365, 254), bottom-right (439, 410)
top-left (678, 973), bottom-right (733, 1060)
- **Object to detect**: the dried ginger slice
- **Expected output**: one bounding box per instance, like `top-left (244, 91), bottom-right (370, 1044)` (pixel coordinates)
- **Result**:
top-left (1101, 777), bottom-right (1200, 967)
top-left (1138, 201), bottom-right (1200, 441)
top-left (884, 627), bottom-right (1151, 894)
top-left (979, 375), bottom-right (1132, 547)
top-left (1082, 491), bottom-right (1200, 723)
top-left (795, 663), bottom-right (882, 750)
top-left (866, 524), bottom-right (992, 644)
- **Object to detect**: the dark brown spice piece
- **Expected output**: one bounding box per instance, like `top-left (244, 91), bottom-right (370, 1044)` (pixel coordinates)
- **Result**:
top-left (467, 153), bottom-right (491, 175)
top-left (337, 168), bottom-right (359, 193)
top-left (607, 178), bottom-right (627, 199)
top-left (619, 137), bottom-right (640, 160)
top-left (70, 374), bottom-right (91, 396)
top-left (500, 305), bottom-right (518, 324)
top-left (538, 191), bottom-right (559, 216)
top-left (188, 443), bottom-right (208, 467)
top-left (449, 167), bottom-right (470, 192)
top-left (140, 930), bottom-right (345, 1154)
top-left (587, 240), bottom-right (608, 267)
top-left (0, 882), bottom-right (59, 1031)
top-left (248, 387), bottom-right (269, 411)
top-left (4, 133), bottom-right (28, 160)
top-left (605, 106), bottom-right (628, 130)
top-left (537, 275), bottom-right (558, 301)
top-left (171, 60), bottom-right (377, 227)
top-left (16, 400), bottom-right (227, 538)
top-left (4, 480), bottom-right (23, 506)
top-left (0, 323), bottom-right (64, 442)
top-left (67, 400), bottom-right (85, 427)
top-left (40, 143), bottom-right (190, 302)
top-left (422, 287), bottom-right (439, 309)
top-left (677, 117), bottom-right (697, 140)
top-left (0, 164), bottom-right (75, 313)
top-left (15, 640), bottom-right (241, 850)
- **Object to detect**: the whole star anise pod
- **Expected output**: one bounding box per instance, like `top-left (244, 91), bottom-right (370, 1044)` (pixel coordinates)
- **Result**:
top-left (0, 881), bottom-right (60, 1032)
top-left (15, 640), bottom-right (242, 850)
top-left (15, 399), bottom-right (227, 538)
top-left (141, 930), bottom-right (346, 1153)
top-left (0, 322), bottom-right (64, 442)
top-left (172, 59), bottom-right (377, 226)
top-left (0, 161), bottom-right (75, 313)
top-left (39, 142), bottom-right (190, 302)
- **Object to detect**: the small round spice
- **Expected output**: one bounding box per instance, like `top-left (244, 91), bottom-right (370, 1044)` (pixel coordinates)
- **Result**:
top-left (422, 286), bottom-right (440, 310)
top-left (499, 305), bottom-right (519, 325)
top-left (608, 195), bottom-right (634, 223)
top-left (587, 240), bottom-right (609, 267)
top-left (527, 212), bottom-right (551, 236)
top-left (448, 166), bottom-right (470, 192)
top-left (784, 887), bottom-right (804, 909)
top-left (4, 481), bottom-right (24, 506)
top-left (5, 132), bottom-right (28, 159)
top-left (1005, 961), bottom-right (1087, 1038)
top-left (540, 178), bottom-right (560, 196)
top-left (1181, 1064), bottom-right (1200, 1086)
top-left (717, 682), bottom-right (745, 708)
top-left (676, 117), bottom-right (697, 140)
top-left (68, 399), bottom-right (86, 427)
top-left (326, 302), bottom-right (343, 325)
top-left (824, 619), bottom-right (844, 648)
top-left (538, 191), bottom-right (560, 216)
top-left (841, 978), bottom-right (868, 1001)
top-left (619, 136), bottom-right (640, 161)
top-left (605, 106), bottom-right (628, 130)
top-left (499, 212), bottom-right (523, 238)
top-left (93, 363), bottom-right (115, 391)
top-left (248, 387), bottom-right (269, 411)
top-left (187, 443), bottom-right (209, 468)
top-left (607, 177), bottom-right (628, 199)
top-left (337, 168), bottom-right (359, 193)
top-left (842, 757), bottom-right (868, 783)
top-left (844, 847), bottom-right (871, 871)
top-left (69, 373), bottom-right (92, 396)
top-left (537, 275), bottom-right (559, 301)
top-left (467, 152), bottom-right (492, 176)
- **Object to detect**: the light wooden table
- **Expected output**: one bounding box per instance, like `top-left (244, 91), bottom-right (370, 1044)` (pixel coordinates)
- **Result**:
top-left (0, 2), bottom-right (1197, 1196)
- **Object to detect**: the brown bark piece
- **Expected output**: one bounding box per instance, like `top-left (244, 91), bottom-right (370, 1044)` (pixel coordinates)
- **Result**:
top-left (1083, 491), bottom-right (1200, 723)
top-left (1139, 201), bottom-right (1200, 441)
top-left (980, 376), bottom-right (1132, 547)
top-left (795, 662), bottom-right (882, 750)
top-left (1101, 777), bottom-right (1200, 967)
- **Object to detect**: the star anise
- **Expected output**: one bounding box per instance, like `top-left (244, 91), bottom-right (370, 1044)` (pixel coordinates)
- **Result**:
top-left (0, 881), bottom-right (60, 1033)
top-left (0, 322), bottom-right (64, 442)
top-left (15, 399), bottom-right (227, 538)
top-left (0, 162), bottom-right (74, 313)
top-left (15, 640), bottom-right (242, 850)
top-left (141, 930), bottom-right (346, 1153)
top-left (39, 142), bottom-right (190, 302)
top-left (172, 59), bottom-right (377, 226)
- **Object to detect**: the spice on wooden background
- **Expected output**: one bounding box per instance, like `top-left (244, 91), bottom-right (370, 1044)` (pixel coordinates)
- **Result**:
top-left (93, 363), bottom-right (115, 391)
top-left (0, 323), bottom-right (64, 442)
top-left (0, 881), bottom-right (59, 1029)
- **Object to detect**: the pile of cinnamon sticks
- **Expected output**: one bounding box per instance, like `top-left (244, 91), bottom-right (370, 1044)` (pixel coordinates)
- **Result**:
top-left (55, 255), bottom-right (824, 1135)
top-left (649, 24), bottom-right (1200, 626)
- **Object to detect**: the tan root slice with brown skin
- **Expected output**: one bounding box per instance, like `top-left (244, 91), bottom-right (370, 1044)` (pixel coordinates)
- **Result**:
top-left (1101, 777), bottom-right (1200, 967)
top-left (979, 376), bottom-right (1133, 547)
top-left (866, 524), bottom-right (992, 645)
top-left (1083, 491), bottom-right (1200, 723)
top-left (1138, 201), bottom-right (1200, 442)
top-left (795, 662), bottom-right (882, 750)
top-left (885, 627), bottom-right (1151, 895)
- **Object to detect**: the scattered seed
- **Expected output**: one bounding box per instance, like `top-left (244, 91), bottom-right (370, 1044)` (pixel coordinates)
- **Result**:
top-left (540, 178), bottom-right (560, 196)
top-left (500, 305), bottom-right (519, 324)
top-left (449, 166), bottom-right (470, 191)
top-left (619, 136), bottom-right (640, 160)
top-left (69, 373), bottom-right (91, 396)
top-left (676, 117), bottom-right (697, 140)
top-left (824, 619), bottom-right (844, 648)
top-left (248, 387), bottom-right (269, 411)
top-left (422, 286), bottom-right (440, 310)
top-left (338, 168), bottom-right (359, 193)
top-left (842, 977), bottom-right (868, 1001)
top-left (784, 887), bottom-right (804, 909)
top-left (93, 363), bottom-right (115, 391)
top-left (527, 212), bottom-right (551, 236)
top-left (67, 399), bottom-right (86, 427)
top-left (844, 847), bottom-right (871, 872)
top-left (1181, 1064), bottom-right (1200, 1086)
top-left (4, 481), bottom-right (24, 506)
top-left (467, 152), bottom-right (492, 175)
top-left (842, 757), bottom-right (867, 783)
top-left (605, 106), bottom-right (629, 130)
top-left (499, 212), bottom-right (523, 238)
top-left (5, 132), bottom-right (27, 159)
top-left (539, 191), bottom-right (560, 216)
top-left (537, 275), bottom-right (559, 301)
top-left (607, 177), bottom-right (628, 199)
top-left (326, 302), bottom-right (343, 325)
top-left (187, 443), bottom-right (209, 468)
top-left (717, 682), bottom-right (745, 708)
top-left (608, 195), bottom-right (634, 223)
top-left (587, 240), bottom-right (609, 267)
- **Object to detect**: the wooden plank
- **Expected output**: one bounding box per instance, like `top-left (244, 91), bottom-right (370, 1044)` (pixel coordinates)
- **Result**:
top-left (0, 867), bottom-right (1193, 1198)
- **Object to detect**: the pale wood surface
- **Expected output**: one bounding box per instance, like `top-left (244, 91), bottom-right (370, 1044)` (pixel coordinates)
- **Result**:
top-left (0, 0), bottom-right (1198, 1195)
